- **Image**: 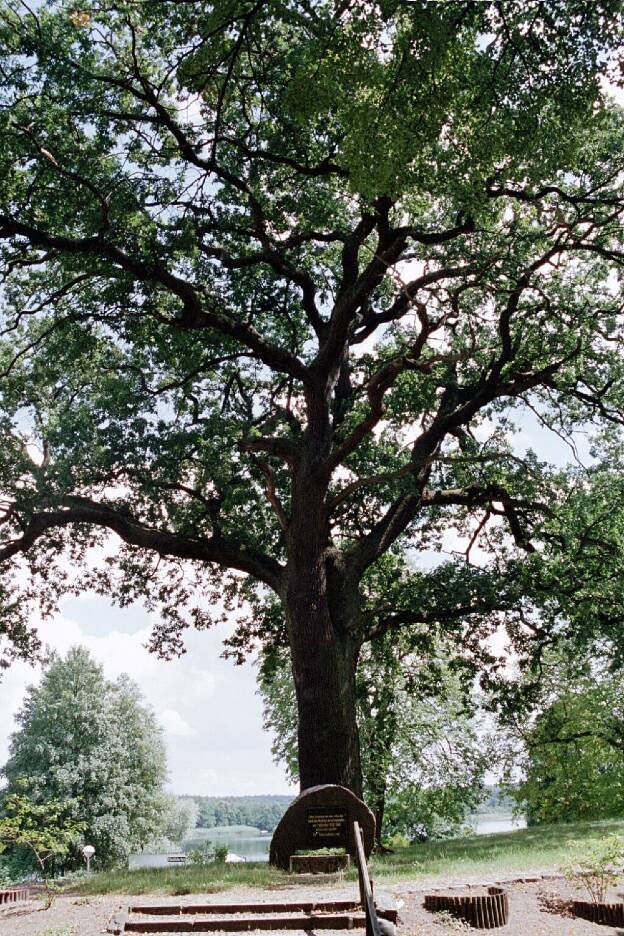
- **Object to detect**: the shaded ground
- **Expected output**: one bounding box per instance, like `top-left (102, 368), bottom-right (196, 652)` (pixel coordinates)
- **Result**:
top-left (2, 878), bottom-right (624, 936)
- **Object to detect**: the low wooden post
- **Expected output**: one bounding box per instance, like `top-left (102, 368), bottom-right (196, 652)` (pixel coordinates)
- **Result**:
top-left (353, 822), bottom-right (382, 936)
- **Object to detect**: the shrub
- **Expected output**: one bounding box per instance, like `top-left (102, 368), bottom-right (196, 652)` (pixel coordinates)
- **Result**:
top-left (562, 834), bottom-right (624, 904)
top-left (187, 841), bottom-right (228, 866)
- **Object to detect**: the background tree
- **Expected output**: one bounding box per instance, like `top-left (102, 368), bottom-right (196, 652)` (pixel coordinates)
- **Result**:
top-left (260, 621), bottom-right (490, 843)
top-left (162, 797), bottom-right (199, 847)
top-left (187, 795), bottom-right (291, 831)
top-left (0, 1), bottom-right (623, 795)
top-left (2, 647), bottom-right (170, 867)
top-left (504, 653), bottom-right (624, 825)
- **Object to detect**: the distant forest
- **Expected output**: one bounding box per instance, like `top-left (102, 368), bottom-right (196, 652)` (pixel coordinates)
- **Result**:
top-left (181, 795), bottom-right (293, 831)
top-left (180, 787), bottom-right (513, 832)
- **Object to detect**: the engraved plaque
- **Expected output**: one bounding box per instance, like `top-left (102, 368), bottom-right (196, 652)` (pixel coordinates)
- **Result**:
top-left (306, 806), bottom-right (348, 847)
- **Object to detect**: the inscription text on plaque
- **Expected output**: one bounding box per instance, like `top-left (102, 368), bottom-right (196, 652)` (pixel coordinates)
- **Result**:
top-left (306, 806), bottom-right (348, 848)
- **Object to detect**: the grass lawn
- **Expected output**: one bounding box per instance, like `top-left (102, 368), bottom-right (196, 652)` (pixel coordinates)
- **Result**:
top-left (70, 817), bottom-right (624, 896)
top-left (373, 817), bottom-right (624, 882)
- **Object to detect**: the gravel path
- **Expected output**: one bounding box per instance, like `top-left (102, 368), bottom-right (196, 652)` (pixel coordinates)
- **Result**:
top-left (2, 879), bottom-right (624, 935)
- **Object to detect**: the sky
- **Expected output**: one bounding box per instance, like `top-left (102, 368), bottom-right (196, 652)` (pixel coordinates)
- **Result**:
top-left (0, 593), bottom-right (298, 797)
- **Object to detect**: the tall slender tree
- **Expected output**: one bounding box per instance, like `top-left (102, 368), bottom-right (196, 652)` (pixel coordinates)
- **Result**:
top-left (0, 1), bottom-right (624, 794)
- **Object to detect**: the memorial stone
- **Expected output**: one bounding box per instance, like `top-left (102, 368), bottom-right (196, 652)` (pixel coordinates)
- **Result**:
top-left (269, 784), bottom-right (375, 870)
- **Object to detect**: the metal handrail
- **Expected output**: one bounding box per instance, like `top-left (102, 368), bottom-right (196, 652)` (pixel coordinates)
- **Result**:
top-left (353, 821), bottom-right (382, 936)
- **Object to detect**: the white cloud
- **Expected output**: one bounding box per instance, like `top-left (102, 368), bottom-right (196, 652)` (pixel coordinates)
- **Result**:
top-left (159, 708), bottom-right (197, 738)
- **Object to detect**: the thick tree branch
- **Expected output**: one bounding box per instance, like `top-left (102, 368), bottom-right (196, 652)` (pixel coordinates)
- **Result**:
top-left (486, 177), bottom-right (623, 208)
top-left (0, 216), bottom-right (309, 381)
top-left (352, 264), bottom-right (478, 343)
top-left (248, 457), bottom-right (290, 534)
top-left (364, 597), bottom-right (515, 642)
top-left (241, 436), bottom-right (298, 464)
top-left (0, 497), bottom-right (284, 592)
top-left (345, 329), bottom-right (571, 576)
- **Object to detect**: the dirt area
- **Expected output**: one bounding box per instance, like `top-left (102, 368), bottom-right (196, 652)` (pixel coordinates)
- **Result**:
top-left (1, 879), bottom-right (624, 935)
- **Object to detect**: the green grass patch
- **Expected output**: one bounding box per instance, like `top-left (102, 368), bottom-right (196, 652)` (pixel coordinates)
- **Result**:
top-left (69, 817), bottom-right (624, 896)
top-left (70, 862), bottom-right (292, 896)
top-left (371, 817), bottom-right (624, 882)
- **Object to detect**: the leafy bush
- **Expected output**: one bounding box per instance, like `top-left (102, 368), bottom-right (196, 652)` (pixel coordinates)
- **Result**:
top-left (562, 834), bottom-right (624, 904)
top-left (0, 859), bottom-right (14, 887)
top-left (214, 844), bottom-right (228, 864)
top-left (382, 833), bottom-right (409, 850)
top-left (186, 841), bottom-right (228, 866)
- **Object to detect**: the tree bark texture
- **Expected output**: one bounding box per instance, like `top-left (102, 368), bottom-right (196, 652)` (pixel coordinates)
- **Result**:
top-left (286, 396), bottom-right (363, 796)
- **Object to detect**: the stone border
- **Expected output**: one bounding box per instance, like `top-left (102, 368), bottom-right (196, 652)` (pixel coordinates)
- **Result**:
top-left (289, 854), bottom-right (351, 874)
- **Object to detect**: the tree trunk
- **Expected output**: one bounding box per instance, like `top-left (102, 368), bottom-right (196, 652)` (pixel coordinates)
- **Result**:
top-left (286, 538), bottom-right (363, 795)
top-left (374, 796), bottom-right (385, 847)
top-left (288, 604), bottom-right (362, 795)
top-left (286, 399), bottom-right (363, 796)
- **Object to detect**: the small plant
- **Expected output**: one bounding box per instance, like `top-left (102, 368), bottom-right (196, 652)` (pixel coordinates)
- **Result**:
top-left (294, 847), bottom-right (346, 856)
top-left (214, 843), bottom-right (229, 863)
top-left (72, 895), bottom-right (92, 906)
top-left (433, 910), bottom-right (472, 932)
top-left (562, 834), bottom-right (624, 905)
top-left (187, 841), bottom-right (215, 866)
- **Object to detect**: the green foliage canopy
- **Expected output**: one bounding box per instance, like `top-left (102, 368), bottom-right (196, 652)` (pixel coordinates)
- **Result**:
top-left (0, 0), bottom-right (623, 785)
top-left (512, 659), bottom-right (624, 825)
top-left (0, 785), bottom-right (84, 901)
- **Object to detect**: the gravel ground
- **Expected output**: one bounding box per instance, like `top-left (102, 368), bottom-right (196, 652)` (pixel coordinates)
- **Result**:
top-left (1, 878), bottom-right (624, 935)
top-left (397, 879), bottom-right (624, 935)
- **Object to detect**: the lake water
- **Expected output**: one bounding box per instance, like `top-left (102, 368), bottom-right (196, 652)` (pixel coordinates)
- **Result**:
top-left (184, 828), bottom-right (271, 862)
top-left (186, 814), bottom-right (526, 863)
top-left (472, 814), bottom-right (527, 835)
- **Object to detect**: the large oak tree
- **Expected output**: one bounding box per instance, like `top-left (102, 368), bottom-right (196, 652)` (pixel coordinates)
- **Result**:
top-left (0, 1), bottom-right (624, 795)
